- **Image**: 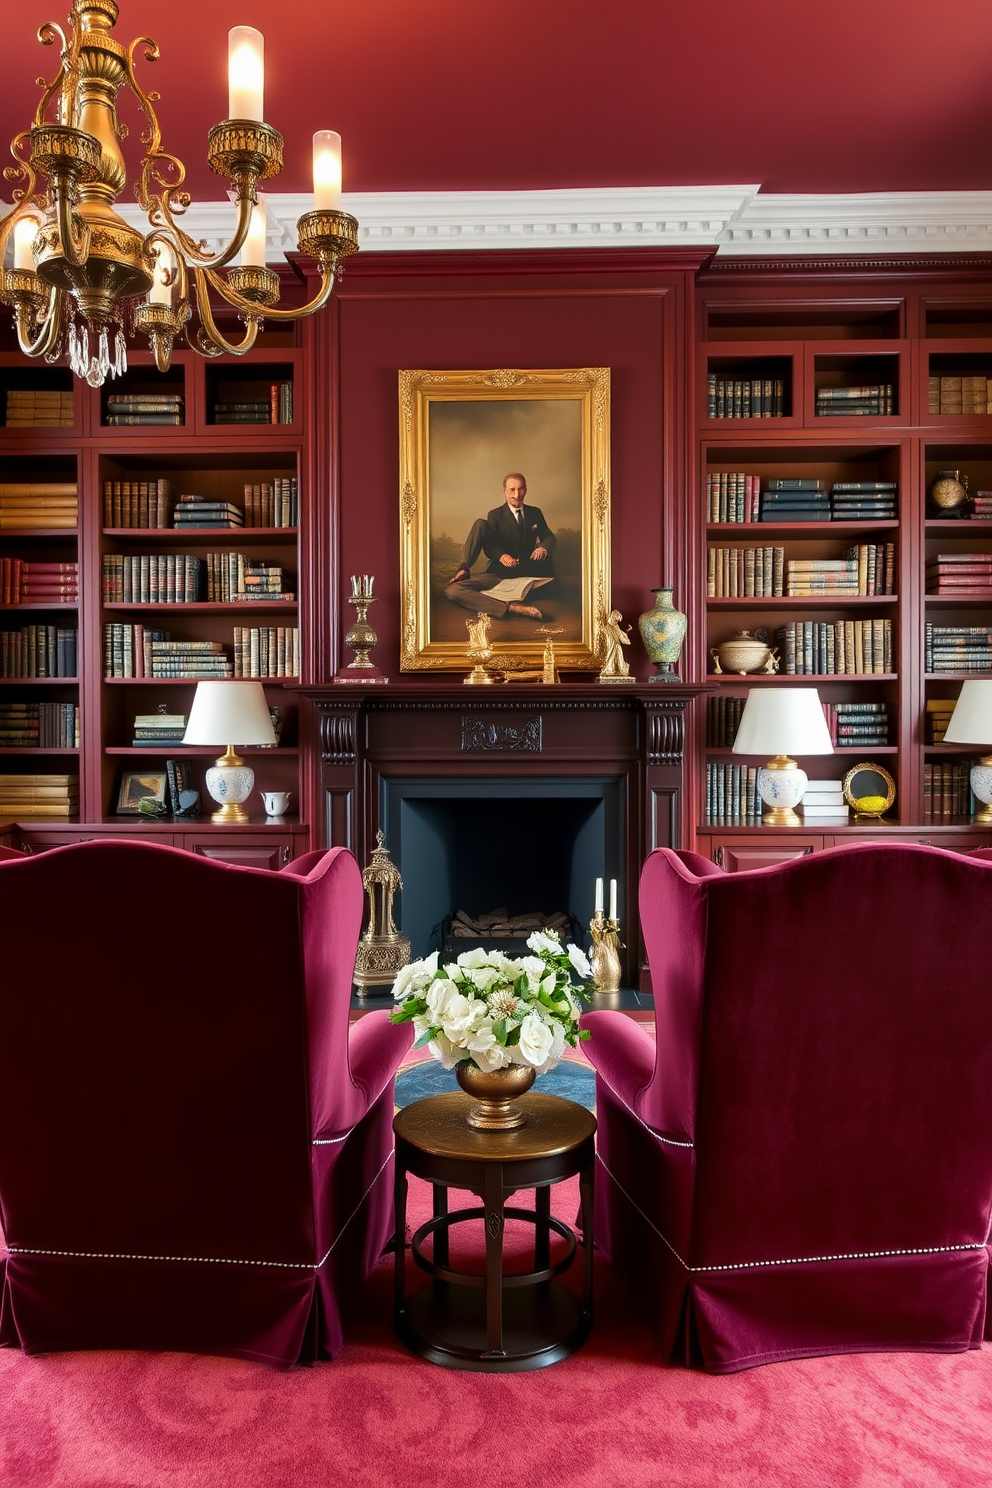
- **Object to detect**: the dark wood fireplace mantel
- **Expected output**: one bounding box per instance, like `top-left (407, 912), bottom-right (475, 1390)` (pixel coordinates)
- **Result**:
top-left (298, 681), bottom-right (706, 988)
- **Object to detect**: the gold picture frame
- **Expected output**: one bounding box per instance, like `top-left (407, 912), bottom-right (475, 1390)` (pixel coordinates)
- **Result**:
top-left (399, 367), bottom-right (611, 672)
top-left (842, 762), bottom-right (896, 820)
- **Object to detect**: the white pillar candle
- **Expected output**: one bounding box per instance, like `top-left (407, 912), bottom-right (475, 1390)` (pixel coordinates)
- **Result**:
top-left (609, 879), bottom-right (617, 920)
top-left (228, 27), bottom-right (264, 121)
top-left (312, 130), bottom-right (342, 211)
top-left (241, 197), bottom-right (267, 266)
top-left (594, 877), bottom-right (603, 913)
top-left (13, 216), bottom-right (37, 271)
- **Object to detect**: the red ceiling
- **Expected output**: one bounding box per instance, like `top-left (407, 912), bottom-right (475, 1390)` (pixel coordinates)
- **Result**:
top-left (4, 0), bottom-right (992, 203)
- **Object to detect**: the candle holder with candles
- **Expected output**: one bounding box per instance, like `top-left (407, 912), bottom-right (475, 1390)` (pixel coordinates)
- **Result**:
top-left (335, 575), bottom-right (388, 683)
top-left (589, 877), bottom-right (622, 994)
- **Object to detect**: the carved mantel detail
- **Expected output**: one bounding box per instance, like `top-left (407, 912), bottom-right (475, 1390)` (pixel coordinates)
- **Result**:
top-left (461, 716), bottom-right (542, 752)
top-left (646, 706), bottom-right (685, 765)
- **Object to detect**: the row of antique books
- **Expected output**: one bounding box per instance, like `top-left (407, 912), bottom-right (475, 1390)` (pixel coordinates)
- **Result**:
top-left (924, 761), bottom-right (975, 818)
top-left (924, 623), bottom-right (992, 673)
top-left (0, 773), bottom-right (79, 817)
top-left (0, 484), bottom-right (77, 530)
top-left (707, 543), bottom-right (896, 597)
top-left (926, 552), bottom-right (992, 595)
top-left (101, 554), bottom-right (295, 604)
top-left (103, 622), bottom-right (298, 679)
top-left (706, 695), bottom-right (890, 747)
top-left (0, 625), bottom-right (77, 678)
top-left (0, 701), bottom-right (78, 748)
top-left (101, 478), bottom-right (299, 530)
top-left (232, 626), bottom-right (300, 678)
top-left (774, 619), bottom-right (893, 675)
top-left (707, 376), bottom-right (786, 419)
top-left (0, 559), bottom-right (78, 605)
top-left (213, 382), bottom-right (293, 424)
top-left (815, 384), bottom-right (895, 416)
top-left (928, 376), bottom-right (992, 415)
top-left (103, 393), bottom-right (183, 427)
top-left (707, 474), bottom-right (899, 524)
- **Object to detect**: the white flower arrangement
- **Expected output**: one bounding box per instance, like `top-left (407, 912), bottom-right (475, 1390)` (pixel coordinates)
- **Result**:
top-left (390, 930), bottom-right (592, 1074)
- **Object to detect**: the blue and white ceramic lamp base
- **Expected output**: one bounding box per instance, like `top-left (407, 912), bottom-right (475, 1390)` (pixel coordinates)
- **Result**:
top-left (204, 753), bottom-right (256, 824)
top-left (757, 759), bottom-right (808, 827)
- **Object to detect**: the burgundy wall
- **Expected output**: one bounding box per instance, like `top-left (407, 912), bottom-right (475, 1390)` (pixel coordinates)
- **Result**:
top-left (316, 249), bottom-right (707, 684)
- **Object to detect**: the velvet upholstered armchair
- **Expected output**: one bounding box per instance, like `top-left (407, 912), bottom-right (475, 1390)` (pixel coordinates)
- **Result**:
top-left (582, 842), bottom-right (992, 1373)
top-left (0, 839), bottom-right (412, 1366)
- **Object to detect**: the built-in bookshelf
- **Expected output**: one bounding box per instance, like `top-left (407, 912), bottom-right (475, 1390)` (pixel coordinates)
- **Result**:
top-left (0, 342), bottom-right (306, 849)
top-left (695, 278), bottom-right (992, 853)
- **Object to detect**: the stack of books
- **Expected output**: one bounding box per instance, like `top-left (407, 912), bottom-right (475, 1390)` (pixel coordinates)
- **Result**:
top-left (829, 481), bottom-right (898, 520)
top-left (132, 712), bottom-right (187, 748)
top-left (204, 553), bottom-right (295, 603)
top-left (243, 478), bottom-right (298, 527)
top-left (926, 698), bottom-right (956, 743)
top-left (972, 490), bottom-right (992, 519)
top-left (816, 384), bottom-right (894, 416)
top-left (776, 618), bottom-right (892, 675)
top-left (0, 559), bottom-right (78, 604)
top-left (0, 625), bottom-right (77, 678)
top-left (705, 762), bottom-right (761, 823)
top-left (148, 640), bottom-right (232, 679)
top-left (173, 495), bottom-right (245, 530)
top-left (0, 484), bottom-right (78, 529)
top-left (785, 556), bottom-right (859, 597)
top-left (707, 375), bottom-right (784, 419)
top-left (706, 472), bottom-right (762, 523)
top-left (928, 375), bottom-right (992, 415)
top-left (5, 388), bottom-right (74, 427)
top-left (706, 694), bottom-right (747, 747)
top-left (102, 554), bottom-right (204, 603)
top-left (800, 778), bottom-right (849, 823)
top-left (104, 392), bottom-right (183, 426)
top-left (828, 701), bottom-right (889, 747)
top-left (0, 773), bottom-right (79, 817)
top-left (102, 478), bottom-right (175, 528)
top-left (761, 480), bottom-right (830, 522)
top-left (212, 396), bottom-right (270, 424)
top-left (0, 701), bottom-right (77, 748)
top-left (707, 546), bottom-right (784, 597)
top-left (232, 625), bottom-right (300, 678)
top-left (924, 623), bottom-right (992, 673)
top-left (926, 553), bottom-right (992, 595)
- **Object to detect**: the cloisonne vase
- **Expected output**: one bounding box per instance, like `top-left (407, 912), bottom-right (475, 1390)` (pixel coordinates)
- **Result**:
top-left (638, 586), bottom-right (687, 682)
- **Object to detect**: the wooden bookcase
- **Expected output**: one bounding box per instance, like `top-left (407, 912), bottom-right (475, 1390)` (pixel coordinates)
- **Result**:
top-left (0, 336), bottom-right (309, 860)
top-left (693, 271), bottom-right (992, 860)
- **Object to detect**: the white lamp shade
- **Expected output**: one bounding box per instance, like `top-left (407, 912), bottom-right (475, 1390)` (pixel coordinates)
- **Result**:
top-left (943, 680), bottom-right (992, 746)
top-left (183, 681), bottom-right (276, 746)
top-left (732, 687), bottom-right (834, 756)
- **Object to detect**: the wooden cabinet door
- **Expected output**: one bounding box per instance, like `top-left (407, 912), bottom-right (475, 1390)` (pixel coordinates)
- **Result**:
top-left (181, 833), bottom-right (295, 870)
top-left (713, 838), bottom-right (821, 872)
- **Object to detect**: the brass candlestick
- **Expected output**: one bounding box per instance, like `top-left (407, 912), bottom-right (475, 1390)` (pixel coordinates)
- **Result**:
top-left (589, 911), bottom-right (622, 994)
top-left (335, 574), bottom-right (388, 683)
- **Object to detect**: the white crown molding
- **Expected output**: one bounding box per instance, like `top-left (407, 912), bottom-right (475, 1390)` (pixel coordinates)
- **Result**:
top-left (18, 187), bottom-right (992, 263)
top-left (717, 191), bottom-right (992, 254)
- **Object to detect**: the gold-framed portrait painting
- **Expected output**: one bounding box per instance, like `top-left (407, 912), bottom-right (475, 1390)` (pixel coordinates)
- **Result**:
top-left (399, 367), bottom-right (611, 672)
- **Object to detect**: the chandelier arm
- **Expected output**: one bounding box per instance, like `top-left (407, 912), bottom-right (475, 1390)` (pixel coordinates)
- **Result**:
top-left (240, 265), bottom-right (338, 322)
top-left (14, 285), bottom-right (64, 359)
top-left (53, 182), bottom-right (91, 269)
top-left (33, 23), bottom-right (71, 130)
top-left (145, 192), bottom-right (256, 274)
top-left (189, 266), bottom-right (261, 356)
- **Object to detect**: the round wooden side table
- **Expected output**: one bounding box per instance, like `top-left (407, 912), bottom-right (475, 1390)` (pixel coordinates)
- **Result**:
top-left (393, 1090), bottom-right (596, 1372)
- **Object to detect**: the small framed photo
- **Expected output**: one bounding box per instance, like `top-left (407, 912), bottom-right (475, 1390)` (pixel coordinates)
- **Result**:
top-left (116, 769), bottom-right (169, 815)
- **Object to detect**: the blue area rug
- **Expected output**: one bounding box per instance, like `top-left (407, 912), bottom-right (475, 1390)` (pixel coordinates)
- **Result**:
top-left (395, 1058), bottom-right (596, 1111)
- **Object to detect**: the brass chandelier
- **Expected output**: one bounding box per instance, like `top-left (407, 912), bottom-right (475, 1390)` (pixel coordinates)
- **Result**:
top-left (0, 0), bottom-right (359, 386)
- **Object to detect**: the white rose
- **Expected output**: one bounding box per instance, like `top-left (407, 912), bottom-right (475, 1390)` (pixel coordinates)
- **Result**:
top-left (470, 1041), bottom-right (512, 1072)
top-left (457, 947), bottom-right (489, 970)
top-left (428, 1033), bottom-right (461, 1070)
top-left (516, 1012), bottom-right (555, 1069)
top-left (392, 949), bottom-right (439, 1000)
top-left (467, 965), bottom-right (500, 992)
top-left (526, 931), bottom-right (560, 956)
top-left (567, 943), bottom-right (591, 979)
top-left (425, 978), bottom-right (463, 1023)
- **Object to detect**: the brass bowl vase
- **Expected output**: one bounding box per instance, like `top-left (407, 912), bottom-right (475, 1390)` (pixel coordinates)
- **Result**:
top-left (455, 1061), bottom-right (536, 1130)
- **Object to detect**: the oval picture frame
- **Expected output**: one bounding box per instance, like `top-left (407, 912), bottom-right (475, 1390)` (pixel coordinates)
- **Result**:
top-left (842, 762), bottom-right (896, 820)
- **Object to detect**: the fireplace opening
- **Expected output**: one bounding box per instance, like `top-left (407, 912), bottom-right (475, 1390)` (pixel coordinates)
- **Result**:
top-left (381, 777), bottom-right (624, 961)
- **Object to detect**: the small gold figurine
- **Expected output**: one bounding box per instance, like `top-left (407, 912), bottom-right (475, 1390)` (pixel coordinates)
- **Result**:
top-left (353, 830), bottom-right (412, 995)
top-left (465, 611), bottom-right (496, 685)
top-left (598, 608), bottom-right (634, 683)
top-left (539, 625), bottom-right (564, 684)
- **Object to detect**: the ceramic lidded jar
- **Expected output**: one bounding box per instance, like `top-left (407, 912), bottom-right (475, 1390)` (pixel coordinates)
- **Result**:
top-left (710, 630), bottom-right (778, 675)
top-left (638, 587), bottom-right (687, 682)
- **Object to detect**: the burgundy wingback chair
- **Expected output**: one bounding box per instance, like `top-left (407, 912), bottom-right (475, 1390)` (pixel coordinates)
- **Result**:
top-left (582, 842), bottom-right (992, 1373)
top-left (0, 839), bottom-right (412, 1366)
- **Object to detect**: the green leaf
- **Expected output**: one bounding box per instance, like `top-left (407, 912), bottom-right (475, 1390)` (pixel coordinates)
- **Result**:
top-left (412, 1026), bottom-right (439, 1050)
top-left (579, 1028), bottom-right (591, 1041)
top-left (493, 1018), bottom-right (508, 1047)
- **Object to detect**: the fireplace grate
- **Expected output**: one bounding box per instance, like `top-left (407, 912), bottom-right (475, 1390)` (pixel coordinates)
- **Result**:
top-left (439, 906), bottom-right (583, 958)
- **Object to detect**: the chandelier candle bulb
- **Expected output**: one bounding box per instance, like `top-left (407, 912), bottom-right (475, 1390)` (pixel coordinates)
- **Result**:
top-left (13, 218), bottom-right (37, 272)
top-left (313, 131), bottom-right (343, 211)
top-left (242, 198), bottom-right (268, 267)
top-left (228, 27), bottom-right (265, 121)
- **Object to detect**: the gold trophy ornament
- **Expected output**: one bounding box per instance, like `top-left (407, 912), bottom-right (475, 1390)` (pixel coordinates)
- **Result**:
top-left (353, 831), bottom-right (412, 994)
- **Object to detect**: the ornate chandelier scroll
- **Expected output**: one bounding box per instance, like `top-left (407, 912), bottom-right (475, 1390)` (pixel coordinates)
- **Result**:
top-left (0, 0), bottom-right (359, 386)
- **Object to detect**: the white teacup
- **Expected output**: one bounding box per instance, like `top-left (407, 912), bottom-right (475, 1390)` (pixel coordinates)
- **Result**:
top-left (261, 791), bottom-right (292, 817)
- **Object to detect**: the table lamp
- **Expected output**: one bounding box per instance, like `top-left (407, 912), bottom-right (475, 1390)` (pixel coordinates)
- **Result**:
top-left (732, 687), bottom-right (834, 825)
top-left (183, 681), bottom-right (277, 823)
top-left (942, 680), bottom-right (992, 824)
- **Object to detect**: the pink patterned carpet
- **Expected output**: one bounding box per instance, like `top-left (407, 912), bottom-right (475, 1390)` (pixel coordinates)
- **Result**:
top-left (3, 1164), bottom-right (992, 1488)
